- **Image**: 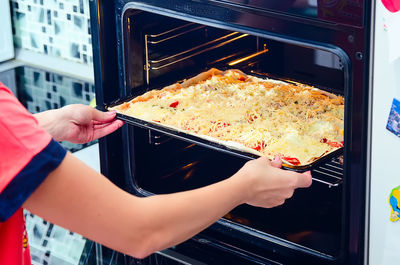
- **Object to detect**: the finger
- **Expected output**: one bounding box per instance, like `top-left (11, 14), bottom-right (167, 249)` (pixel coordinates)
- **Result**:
top-left (294, 171), bottom-right (312, 188)
top-left (93, 120), bottom-right (109, 125)
top-left (255, 156), bottom-right (271, 165)
top-left (270, 156), bottom-right (282, 168)
top-left (92, 120), bottom-right (126, 131)
top-left (93, 122), bottom-right (116, 129)
top-left (92, 120), bottom-right (124, 140)
top-left (92, 116), bottom-right (120, 125)
top-left (272, 199), bottom-right (285, 207)
top-left (274, 169), bottom-right (312, 189)
top-left (284, 189), bottom-right (294, 199)
top-left (91, 108), bottom-right (117, 122)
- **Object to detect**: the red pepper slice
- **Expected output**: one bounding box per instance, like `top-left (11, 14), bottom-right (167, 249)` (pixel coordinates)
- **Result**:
top-left (169, 101), bottom-right (179, 108)
top-left (327, 141), bottom-right (343, 148)
top-left (281, 156), bottom-right (301, 166)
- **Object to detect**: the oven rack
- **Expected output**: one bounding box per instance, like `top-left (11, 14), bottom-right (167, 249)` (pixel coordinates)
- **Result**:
top-left (147, 130), bottom-right (344, 188)
top-left (147, 24), bottom-right (206, 45)
top-left (147, 32), bottom-right (248, 70)
top-left (144, 22), bottom-right (252, 84)
top-left (311, 157), bottom-right (343, 187)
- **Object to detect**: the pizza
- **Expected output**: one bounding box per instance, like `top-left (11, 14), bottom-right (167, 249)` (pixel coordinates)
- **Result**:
top-left (111, 68), bottom-right (344, 167)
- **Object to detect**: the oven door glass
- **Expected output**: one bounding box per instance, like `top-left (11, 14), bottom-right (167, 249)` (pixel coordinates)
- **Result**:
top-left (216, 0), bottom-right (364, 27)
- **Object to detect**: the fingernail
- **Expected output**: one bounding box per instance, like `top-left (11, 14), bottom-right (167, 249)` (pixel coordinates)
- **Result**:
top-left (273, 155), bottom-right (280, 161)
top-left (108, 110), bottom-right (116, 115)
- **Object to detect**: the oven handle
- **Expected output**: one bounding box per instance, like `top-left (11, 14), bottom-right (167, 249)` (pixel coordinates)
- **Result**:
top-left (191, 235), bottom-right (283, 265)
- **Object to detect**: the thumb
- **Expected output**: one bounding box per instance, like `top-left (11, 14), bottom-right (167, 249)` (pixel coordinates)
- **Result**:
top-left (254, 156), bottom-right (271, 166)
top-left (91, 108), bottom-right (117, 122)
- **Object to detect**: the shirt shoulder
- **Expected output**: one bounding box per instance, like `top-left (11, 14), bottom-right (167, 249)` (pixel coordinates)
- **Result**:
top-left (0, 83), bottom-right (52, 192)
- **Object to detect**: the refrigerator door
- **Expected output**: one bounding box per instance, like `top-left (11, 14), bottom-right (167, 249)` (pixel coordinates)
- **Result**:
top-left (0, 1), bottom-right (14, 62)
top-left (369, 1), bottom-right (400, 265)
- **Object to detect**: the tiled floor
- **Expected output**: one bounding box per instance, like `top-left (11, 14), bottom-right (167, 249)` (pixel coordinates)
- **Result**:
top-left (25, 213), bottom-right (88, 265)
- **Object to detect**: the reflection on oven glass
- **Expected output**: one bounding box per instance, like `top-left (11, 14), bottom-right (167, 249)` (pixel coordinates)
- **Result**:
top-left (224, 213), bottom-right (251, 226)
top-left (14, 66), bottom-right (96, 152)
top-left (220, 0), bottom-right (363, 26)
top-left (24, 211), bottom-right (88, 265)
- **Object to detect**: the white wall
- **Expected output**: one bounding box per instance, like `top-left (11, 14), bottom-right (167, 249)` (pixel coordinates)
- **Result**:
top-left (0, 1), bottom-right (15, 62)
top-left (369, 2), bottom-right (400, 265)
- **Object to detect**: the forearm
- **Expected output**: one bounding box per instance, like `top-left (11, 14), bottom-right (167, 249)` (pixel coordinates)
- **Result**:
top-left (23, 152), bottom-right (247, 258)
top-left (137, 175), bottom-right (244, 253)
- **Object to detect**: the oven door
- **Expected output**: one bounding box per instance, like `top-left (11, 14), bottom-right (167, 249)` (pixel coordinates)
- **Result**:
top-left (112, 4), bottom-right (350, 264)
top-left (85, 239), bottom-right (284, 265)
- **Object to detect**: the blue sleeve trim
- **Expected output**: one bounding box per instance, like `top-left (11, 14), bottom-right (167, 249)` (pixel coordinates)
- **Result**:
top-left (0, 139), bottom-right (66, 222)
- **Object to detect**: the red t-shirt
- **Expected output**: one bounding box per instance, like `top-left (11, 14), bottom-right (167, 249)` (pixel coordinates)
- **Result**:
top-left (0, 82), bottom-right (66, 264)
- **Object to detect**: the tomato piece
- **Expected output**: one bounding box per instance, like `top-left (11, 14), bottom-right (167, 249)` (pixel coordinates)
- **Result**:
top-left (238, 76), bottom-right (246, 81)
top-left (217, 122), bottom-right (230, 127)
top-left (248, 115), bottom-right (258, 122)
top-left (327, 141), bottom-right (343, 148)
top-left (169, 101), bottom-right (179, 108)
top-left (252, 145), bottom-right (261, 151)
top-left (281, 156), bottom-right (301, 166)
top-left (251, 140), bottom-right (265, 151)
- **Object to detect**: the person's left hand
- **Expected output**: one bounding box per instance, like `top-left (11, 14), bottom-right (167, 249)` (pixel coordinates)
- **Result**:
top-left (35, 104), bottom-right (124, 143)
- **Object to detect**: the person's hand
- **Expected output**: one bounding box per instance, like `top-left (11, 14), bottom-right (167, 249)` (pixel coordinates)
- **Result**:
top-left (35, 104), bottom-right (124, 143)
top-left (232, 156), bottom-right (312, 208)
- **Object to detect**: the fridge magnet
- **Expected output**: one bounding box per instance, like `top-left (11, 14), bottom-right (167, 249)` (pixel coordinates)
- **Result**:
top-left (386, 98), bottom-right (400, 137)
top-left (389, 186), bottom-right (400, 222)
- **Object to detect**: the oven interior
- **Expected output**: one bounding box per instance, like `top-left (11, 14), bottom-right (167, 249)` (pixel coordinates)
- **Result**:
top-left (121, 9), bottom-right (346, 259)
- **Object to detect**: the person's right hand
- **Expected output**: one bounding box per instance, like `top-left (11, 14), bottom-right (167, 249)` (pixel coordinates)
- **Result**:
top-left (232, 156), bottom-right (312, 208)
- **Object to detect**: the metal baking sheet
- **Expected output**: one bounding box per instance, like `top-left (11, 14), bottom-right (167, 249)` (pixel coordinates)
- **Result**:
top-left (109, 68), bottom-right (344, 172)
top-left (114, 111), bottom-right (344, 172)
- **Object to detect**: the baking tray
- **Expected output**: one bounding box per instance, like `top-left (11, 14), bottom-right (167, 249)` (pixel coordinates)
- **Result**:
top-left (114, 111), bottom-right (344, 172)
top-left (109, 68), bottom-right (344, 172)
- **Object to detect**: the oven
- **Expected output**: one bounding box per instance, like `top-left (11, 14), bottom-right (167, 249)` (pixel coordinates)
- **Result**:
top-left (89, 1), bottom-right (372, 264)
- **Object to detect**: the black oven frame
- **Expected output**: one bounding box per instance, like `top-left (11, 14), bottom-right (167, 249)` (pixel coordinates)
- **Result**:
top-left (89, 1), bottom-right (372, 264)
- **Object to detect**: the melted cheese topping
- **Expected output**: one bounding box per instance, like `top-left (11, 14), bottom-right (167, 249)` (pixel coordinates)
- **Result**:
top-left (112, 70), bottom-right (344, 165)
